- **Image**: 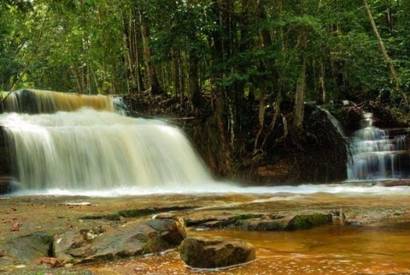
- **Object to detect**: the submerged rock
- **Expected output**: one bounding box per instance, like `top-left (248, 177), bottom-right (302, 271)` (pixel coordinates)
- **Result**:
top-left (4, 232), bottom-right (53, 263)
top-left (54, 218), bottom-right (186, 263)
top-left (179, 236), bottom-right (255, 268)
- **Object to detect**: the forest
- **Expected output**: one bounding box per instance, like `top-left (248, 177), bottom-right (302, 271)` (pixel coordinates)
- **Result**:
top-left (2, 0), bottom-right (410, 103)
top-left (2, 0), bottom-right (410, 182)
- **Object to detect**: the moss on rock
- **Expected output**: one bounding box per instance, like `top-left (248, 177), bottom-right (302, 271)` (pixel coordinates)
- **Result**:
top-left (286, 213), bottom-right (333, 230)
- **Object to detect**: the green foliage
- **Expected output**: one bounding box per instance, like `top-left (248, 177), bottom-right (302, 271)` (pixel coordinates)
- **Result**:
top-left (0, 0), bottom-right (408, 102)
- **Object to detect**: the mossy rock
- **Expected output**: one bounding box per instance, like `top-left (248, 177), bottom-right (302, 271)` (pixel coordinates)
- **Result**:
top-left (239, 219), bottom-right (288, 231)
top-left (286, 213), bottom-right (333, 230)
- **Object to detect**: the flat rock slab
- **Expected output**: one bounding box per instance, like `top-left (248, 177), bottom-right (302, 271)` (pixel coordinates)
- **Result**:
top-left (81, 205), bottom-right (196, 221)
top-left (179, 236), bottom-right (255, 268)
top-left (379, 180), bottom-right (410, 187)
top-left (185, 212), bottom-right (333, 231)
top-left (3, 232), bottom-right (53, 263)
top-left (54, 218), bottom-right (186, 264)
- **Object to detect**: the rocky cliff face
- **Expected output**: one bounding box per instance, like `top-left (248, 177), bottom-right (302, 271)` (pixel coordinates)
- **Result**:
top-left (0, 126), bottom-right (15, 194)
top-left (295, 104), bottom-right (348, 182)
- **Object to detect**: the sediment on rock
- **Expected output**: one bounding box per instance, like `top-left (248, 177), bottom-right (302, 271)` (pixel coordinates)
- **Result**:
top-left (179, 236), bottom-right (255, 269)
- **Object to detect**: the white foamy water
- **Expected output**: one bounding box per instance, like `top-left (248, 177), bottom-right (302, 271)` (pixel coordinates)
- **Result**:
top-left (1, 109), bottom-right (212, 191)
top-left (9, 182), bottom-right (410, 197)
top-left (348, 113), bottom-right (409, 180)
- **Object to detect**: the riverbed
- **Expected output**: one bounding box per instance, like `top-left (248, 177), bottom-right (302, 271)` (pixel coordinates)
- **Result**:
top-left (2, 188), bottom-right (410, 274)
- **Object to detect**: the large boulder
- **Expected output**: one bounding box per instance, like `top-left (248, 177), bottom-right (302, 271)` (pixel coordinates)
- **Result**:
top-left (179, 237), bottom-right (255, 269)
top-left (54, 218), bottom-right (186, 264)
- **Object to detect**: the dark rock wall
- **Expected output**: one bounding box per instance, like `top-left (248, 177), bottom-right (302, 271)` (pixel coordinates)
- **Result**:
top-left (124, 94), bottom-right (349, 184)
top-left (297, 104), bottom-right (348, 182)
top-left (0, 126), bottom-right (17, 194)
top-left (0, 126), bottom-right (11, 176)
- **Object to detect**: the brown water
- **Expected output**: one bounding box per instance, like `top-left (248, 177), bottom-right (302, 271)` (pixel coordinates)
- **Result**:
top-left (90, 225), bottom-right (410, 274)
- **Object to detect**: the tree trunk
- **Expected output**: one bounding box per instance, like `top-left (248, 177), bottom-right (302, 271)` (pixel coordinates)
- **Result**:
top-left (363, 0), bottom-right (407, 103)
top-left (253, 91), bottom-right (267, 153)
top-left (189, 54), bottom-right (202, 109)
top-left (293, 58), bottom-right (306, 131)
top-left (317, 60), bottom-right (326, 104)
top-left (261, 98), bottom-right (281, 148)
top-left (138, 9), bottom-right (162, 95)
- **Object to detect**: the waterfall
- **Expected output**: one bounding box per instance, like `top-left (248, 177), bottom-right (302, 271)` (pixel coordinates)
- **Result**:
top-left (0, 90), bottom-right (213, 192)
top-left (347, 113), bottom-right (410, 180)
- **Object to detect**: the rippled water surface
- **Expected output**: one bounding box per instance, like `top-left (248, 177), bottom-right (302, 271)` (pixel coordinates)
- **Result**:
top-left (91, 226), bottom-right (410, 274)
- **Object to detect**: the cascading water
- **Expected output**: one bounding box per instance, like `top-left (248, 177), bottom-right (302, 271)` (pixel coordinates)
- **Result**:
top-left (347, 113), bottom-right (410, 180)
top-left (1, 89), bottom-right (113, 113)
top-left (0, 90), bottom-right (213, 192)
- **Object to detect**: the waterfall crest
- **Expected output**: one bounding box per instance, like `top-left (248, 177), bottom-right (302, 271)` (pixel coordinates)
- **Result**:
top-left (347, 113), bottom-right (410, 180)
top-left (1, 89), bottom-right (114, 113)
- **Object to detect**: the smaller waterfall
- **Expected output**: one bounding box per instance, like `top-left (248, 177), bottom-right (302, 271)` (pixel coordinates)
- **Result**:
top-left (348, 113), bottom-right (410, 180)
top-left (317, 106), bottom-right (346, 139)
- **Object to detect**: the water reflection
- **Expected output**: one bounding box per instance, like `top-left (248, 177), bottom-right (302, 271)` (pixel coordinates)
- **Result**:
top-left (91, 226), bottom-right (410, 274)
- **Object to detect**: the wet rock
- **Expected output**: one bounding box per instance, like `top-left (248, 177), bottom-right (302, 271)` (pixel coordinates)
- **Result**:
top-left (298, 104), bottom-right (348, 182)
top-left (186, 213), bottom-right (264, 229)
top-left (186, 212), bottom-right (333, 231)
top-left (286, 213), bottom-right (333, 230)
top-left (54, 218), bottom-right (186, 263)
top-left (118, 206), bottom-right (194, 218)
top-left (379, 179), bottom-right (410, 187)
top-left (4, 232), bottom-right (53, 263)
top-left (82, 205), bottom-right (195, 221)
top-left (179, 236), bottom-right (255, 268)
top-left (238, 217), bottom-right (289, 231)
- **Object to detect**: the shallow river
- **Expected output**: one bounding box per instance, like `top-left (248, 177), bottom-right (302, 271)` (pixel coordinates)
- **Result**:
top-left (90, 225), bottom-right (410, 274)
top-left (3, 187), bottom-right (410, 274)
